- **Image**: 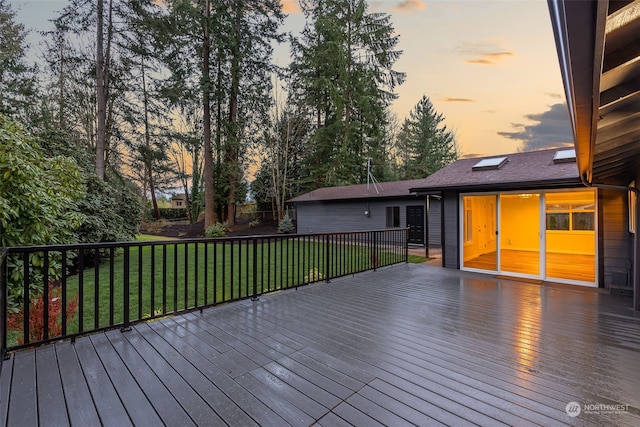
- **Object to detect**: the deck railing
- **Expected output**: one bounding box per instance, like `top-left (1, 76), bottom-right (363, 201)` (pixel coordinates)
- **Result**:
top-left (1, 228), bottom-right (408, 357)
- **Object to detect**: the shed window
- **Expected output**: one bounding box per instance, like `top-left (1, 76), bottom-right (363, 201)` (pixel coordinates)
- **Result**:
top-left (386, 206), bottom-right (400, 227)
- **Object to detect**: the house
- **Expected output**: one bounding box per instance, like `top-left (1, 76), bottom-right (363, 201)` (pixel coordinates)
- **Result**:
top-left (410, 148), bottom-right (630, 289)
top-left (171, 193), bottom-right (186, 209)
top-left (288, 179), bottom-right (441, 248)
top-left (548, 0), bottom-right (640, 309)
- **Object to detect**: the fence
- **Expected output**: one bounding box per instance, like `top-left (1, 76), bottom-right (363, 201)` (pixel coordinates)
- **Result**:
top-left (0, 228), bottom-right (408, 357)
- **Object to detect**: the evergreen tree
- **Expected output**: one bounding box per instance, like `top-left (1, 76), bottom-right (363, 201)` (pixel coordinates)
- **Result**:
top-left (0, 0), bottom-right (36, 118)
top-left (396, 95), bottom-right (458, 179)
top-left (290, 0), bottom-right (405, 190)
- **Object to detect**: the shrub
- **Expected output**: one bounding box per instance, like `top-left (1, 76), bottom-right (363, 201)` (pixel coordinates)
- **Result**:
top-left (277, 214), bottom-right (295, 234)
top-left (304, 268), bottom-right (324, 283)
top-left (0, 115), bottom-right (84, 309)
top-left (7, 281), bottom-right (79, 344)
top-left (205, 222), bottom-right (229, 238)
top-left (249, 219), bottom-right (260, 228)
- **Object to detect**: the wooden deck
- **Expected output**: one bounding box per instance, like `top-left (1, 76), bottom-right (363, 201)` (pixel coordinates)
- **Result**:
top-left (2, 264), bottom-right (640, 426)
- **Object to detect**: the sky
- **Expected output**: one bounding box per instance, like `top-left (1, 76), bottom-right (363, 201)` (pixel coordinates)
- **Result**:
top-left (10, 0), bottom-right (573, 158)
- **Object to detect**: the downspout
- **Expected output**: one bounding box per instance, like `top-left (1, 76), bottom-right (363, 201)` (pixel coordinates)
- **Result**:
top-left (580, 174), bottom-right (640, 310)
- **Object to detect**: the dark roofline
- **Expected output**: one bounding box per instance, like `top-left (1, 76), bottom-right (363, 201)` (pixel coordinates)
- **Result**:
top-left (410, 177), bottom-right (583, 194)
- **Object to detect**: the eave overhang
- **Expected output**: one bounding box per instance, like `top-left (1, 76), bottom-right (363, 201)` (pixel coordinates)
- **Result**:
top-left (549, 0), bottom-right (640, 186)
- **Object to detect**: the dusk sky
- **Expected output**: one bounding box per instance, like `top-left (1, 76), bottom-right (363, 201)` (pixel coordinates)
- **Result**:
top-left (11, 0), bottom-right (573, 158)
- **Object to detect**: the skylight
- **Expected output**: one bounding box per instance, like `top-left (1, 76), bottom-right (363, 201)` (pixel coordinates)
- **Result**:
top-left (553, 148), bottom-right (576, 164)
top-left (472, 156), bottom-right (508, 171)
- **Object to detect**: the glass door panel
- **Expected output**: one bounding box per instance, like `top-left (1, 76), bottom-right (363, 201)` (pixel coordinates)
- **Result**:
top-left (462, 195), bottom-right (497, 270)
top-left (545, 191), bottom-right (596, 282)
top-left (499, 193), bottom-right (540, 276)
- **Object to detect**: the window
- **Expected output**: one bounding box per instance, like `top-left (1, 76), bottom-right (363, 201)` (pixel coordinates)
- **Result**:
top-left (553, 148), bottom-right (576, 164)
top-left (472, 156), bottom-right (508, 171)
top-left (175, 201), bottom-right (183, 207)
top-left (546, 213), bottom-right (569, 230)
top-left (385, 206), bottom-right (400, 228)
top-left (545, 200), bottom-right (594, 231)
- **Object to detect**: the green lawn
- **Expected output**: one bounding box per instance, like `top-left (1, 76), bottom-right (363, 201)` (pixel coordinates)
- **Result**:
top-left (6, 238), bottom-right (407, 347)
top-left (61, 239), bottom-right (405, 335)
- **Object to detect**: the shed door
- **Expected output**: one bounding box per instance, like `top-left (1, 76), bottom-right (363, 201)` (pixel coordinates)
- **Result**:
top-left (407, 205), bottom-right (424, 244)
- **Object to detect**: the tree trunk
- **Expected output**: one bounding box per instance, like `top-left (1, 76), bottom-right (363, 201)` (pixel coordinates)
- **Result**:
top-left (225, 2), bottom-right (242, 227)
top-left (141, 55), bottom-right (160, 220)
top-left (202, 0), bottom-right (216, 229)
top-left (95, 0), bottom-right (106, 179)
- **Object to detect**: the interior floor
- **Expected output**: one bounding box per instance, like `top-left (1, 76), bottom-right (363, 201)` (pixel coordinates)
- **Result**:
top-left (464, 249), bottom-right (595, 283)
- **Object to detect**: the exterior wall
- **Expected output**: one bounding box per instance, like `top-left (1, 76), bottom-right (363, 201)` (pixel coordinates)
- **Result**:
top-left (600, 189), bottom-right (633, 288)
top-left (442, 191), bottom-right (459, 269)
top-left (427, 198), bottom-right (442, 248)
top-left (295, 198), bottom-right (429, 243)
top-left (171, 197), bottom-right (186, 209)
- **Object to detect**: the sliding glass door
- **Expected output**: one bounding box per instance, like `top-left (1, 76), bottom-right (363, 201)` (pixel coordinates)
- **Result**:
top-left (461, 190), bottom-right (596, 285)
top-left (500, 193), bottom-right (541, 276)
top-left (462, 195), bottom-right (497, 271)
top-left (545, 191), bottom-right (596, 282)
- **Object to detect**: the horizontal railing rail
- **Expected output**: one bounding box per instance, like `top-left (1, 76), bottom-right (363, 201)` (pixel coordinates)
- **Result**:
top-left (1, 228), bottom-right (408, 356)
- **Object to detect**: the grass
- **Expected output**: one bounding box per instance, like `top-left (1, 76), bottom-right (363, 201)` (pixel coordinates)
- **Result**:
top-left (6, 238), bottom-right (408, 347)
top-left (408, 254), bottom-right (428, 264)
top-left (136, 234), bottom-right (177, 241)
top-left (41, 239), bottom-right (402, 338)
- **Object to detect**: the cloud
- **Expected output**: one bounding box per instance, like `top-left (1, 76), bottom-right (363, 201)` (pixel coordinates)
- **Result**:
top-left (456, 41), bottom-right (514, 65)
top-left (281, 0), bottom-right (300, 13)
top-left (442, 97), bottom-right (475, 103)
top-left (546, 92), bottom-right (563, 99)
top-left (393, 0), bottom-right (426, 13)
top-left (498, 103), bottom-right (573, 151)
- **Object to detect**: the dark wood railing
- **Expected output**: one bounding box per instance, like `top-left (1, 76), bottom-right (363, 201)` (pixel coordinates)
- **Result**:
top-left (1, 228), bottom-right (408, 357)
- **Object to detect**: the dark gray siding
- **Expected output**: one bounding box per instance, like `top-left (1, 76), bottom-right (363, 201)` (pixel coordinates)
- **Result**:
top-left (600, 189), bottom-right (633, 288)
top-left (296, 198), bottom-right (426, 241)
top-left (442, 191), bottom-right (459, 269)
top-left (428, 198), bottom-right (442, 248)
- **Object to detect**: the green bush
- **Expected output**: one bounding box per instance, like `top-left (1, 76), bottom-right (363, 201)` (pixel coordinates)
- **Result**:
top-left (277, 214), bottom-right (295, 234)
top-left (158, 208), bottom-right (187, 220)
top-left (205, 222), bottom-right (229, 238)
top-left (0, 115), bottom-right (85, 309)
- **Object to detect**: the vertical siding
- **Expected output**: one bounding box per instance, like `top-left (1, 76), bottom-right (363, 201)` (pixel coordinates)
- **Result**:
top-left (428, 198), bottom-right (442, 248)
top-left (600, 189), bottom-right (633, 288)
top-left (442, 191), bottom-right (459, 269)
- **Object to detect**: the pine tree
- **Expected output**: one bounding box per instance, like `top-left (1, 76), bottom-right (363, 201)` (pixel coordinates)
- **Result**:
top-left (290, 0), bottom-right (405, 190)
top-left (0, 0), bottom-right (36, 118)
top-left (396, 95), bottom-right (458, 179)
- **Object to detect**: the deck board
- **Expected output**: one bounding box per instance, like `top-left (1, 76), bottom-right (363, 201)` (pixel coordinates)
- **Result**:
top-left (7, 350), bottom-right (37, 426)
top-left (2, 264), bottom-right (640, 426)
top-left (54, 341), bottom-right (102, 426)
top-left (73, 337), bottom-right (133, 427)
top-left (35, 346), bottom-right (69, 427)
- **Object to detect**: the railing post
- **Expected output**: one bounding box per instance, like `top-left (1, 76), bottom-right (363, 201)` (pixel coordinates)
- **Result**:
top-left (373, 231), bottom-right (378, 271)
top-left (251, 238), bottom-right (259, 301)
top-left (121, 246), bottom-right (131, 332)
top-left (1, 248), bottom-right (7, 361)
top-left (406, 226), bottom-right (410, 263)
top-left (324, 234), bottom-right (331, 283)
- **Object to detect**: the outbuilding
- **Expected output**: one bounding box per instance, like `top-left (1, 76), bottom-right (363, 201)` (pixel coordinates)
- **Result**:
top-left (289, 179), bottom-right (441, 249)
